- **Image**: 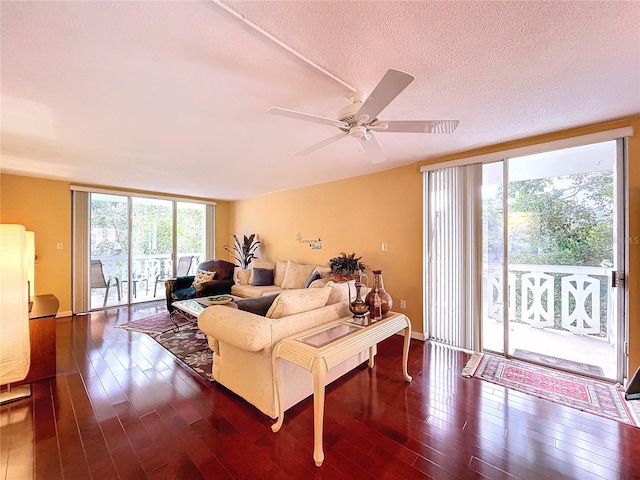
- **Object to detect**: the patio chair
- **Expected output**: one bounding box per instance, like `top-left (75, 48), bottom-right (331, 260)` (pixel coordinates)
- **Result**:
top-left (153, 255), bottom-right (195, 297)
top-left (90, 259), bottom-right (121, 307)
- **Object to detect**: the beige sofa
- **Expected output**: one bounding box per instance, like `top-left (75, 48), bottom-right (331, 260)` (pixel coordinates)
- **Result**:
top-left (231, 259), bottom-right (332, 298)
top-left (198, 282), bottom-right (367, 418)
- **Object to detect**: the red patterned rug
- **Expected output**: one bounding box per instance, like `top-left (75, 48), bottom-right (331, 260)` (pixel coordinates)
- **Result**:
top-left (463, 353), bottom-right (640, 427)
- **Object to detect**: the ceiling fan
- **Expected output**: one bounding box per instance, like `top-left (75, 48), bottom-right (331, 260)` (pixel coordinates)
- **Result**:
top-left (266, 69), bottom-right (459, 164)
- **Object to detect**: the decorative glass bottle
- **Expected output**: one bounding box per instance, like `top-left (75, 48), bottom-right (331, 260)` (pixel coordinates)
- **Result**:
top-left (348, 281), bottom-right (369, 318)
top-left (365, 270), bottom-right (392, 317)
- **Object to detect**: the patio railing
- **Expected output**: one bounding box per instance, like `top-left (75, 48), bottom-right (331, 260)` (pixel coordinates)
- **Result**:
top-left (484, 263), bottom-right (614, 343)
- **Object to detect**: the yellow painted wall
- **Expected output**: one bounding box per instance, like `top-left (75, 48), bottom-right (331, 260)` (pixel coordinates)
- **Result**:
top-left (0, 173), bottom-right (231, 314)
top-left (231, 166), bottom-right (425, 334)
top-left (232, 116), bottom-right (640, 372)
top-left (0, 175), bottom-right (72, 311)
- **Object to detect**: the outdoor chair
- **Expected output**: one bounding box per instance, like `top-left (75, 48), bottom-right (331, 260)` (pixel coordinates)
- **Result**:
top-left (153, 255), bottom-right (195, 297)
top-left (90, 259), bottom-right (121, 307)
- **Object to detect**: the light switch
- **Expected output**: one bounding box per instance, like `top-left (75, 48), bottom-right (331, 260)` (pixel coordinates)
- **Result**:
top-left (56, 242), bottom-right (63, 250)
top-left (381, 242), bottom-right (387, 251)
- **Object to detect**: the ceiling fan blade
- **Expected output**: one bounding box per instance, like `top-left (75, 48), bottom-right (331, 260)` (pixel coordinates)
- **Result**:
top-left (295, 132), bottom-right (348, 156)
top-left (267, 107), bottom-right (348, 129)
top-left (360, 133), bottom-right (387, 164)
top-left (356, 69), bottom-right (415, 121)
top-left (379, 120), bottom-right (460, 134)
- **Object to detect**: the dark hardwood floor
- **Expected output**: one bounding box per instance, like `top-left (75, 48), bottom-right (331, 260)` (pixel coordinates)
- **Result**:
top-left (2, 305), bottom-right (640, 479)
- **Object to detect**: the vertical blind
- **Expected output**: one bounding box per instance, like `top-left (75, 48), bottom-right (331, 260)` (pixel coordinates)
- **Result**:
top-left (426, 165), bottom-right (482, 351)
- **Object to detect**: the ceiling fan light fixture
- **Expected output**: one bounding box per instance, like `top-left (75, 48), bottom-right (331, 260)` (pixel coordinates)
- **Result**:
top-left (266, 69), bottom-right (459, 163)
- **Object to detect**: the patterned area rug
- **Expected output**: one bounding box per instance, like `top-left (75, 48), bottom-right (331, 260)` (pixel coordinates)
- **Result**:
top-left (116, 311), bottom-right (191, 334)
top-left (117, 312), bottom-right (213, 383)
top-left (463, 352), bottom-right (639, 427)
top-left (154, 323), bottom-right (213, 382)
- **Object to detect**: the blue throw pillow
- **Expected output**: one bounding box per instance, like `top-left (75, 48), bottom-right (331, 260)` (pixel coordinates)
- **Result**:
top-left (252, 267), bottom-right (275, 286)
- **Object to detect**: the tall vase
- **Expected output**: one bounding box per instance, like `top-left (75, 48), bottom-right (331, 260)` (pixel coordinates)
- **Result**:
top-left (348, 281), bottom-right (369, 318)
top-left (365, 270), bottom-right (392, 319)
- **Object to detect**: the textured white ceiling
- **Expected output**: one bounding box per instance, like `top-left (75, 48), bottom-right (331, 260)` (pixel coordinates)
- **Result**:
top-left (1, 1), bottom-right (639, 200)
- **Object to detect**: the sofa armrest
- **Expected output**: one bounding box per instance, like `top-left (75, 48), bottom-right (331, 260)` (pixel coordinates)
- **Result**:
top-left (198, 306), bottom-right (273, 352)
top-left (270, 301), bottom-right (350, 346)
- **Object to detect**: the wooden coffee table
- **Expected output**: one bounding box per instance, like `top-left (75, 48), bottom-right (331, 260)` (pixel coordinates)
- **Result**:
top-left (271, 312), bottom-right (412, 466)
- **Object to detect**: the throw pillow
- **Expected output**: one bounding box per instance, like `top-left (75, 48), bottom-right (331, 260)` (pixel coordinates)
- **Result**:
top-left (325, 279), bottom-right (358, 305)
top-left (314, 265), bottom-right (332, 278)
top-left (192, 269), bottom-right (215, 288)
top-left (235, 294), bottom-right (279, 316)
top-left (308, 277), bottom-right (331, 288)
top-left (265, 288), bottom-right (331, 319)
top-left (236, 268), bottom-right (251, 285)
top-left (280, 261), bottom-right (316, 289)
top-left (305, 270), bottom-right (321, 288)
top-left (252, 267), bottom-right (274, 286)
top-left (274, 260), bottom-right (288, 287)
top-left (249, 259), bottom-right (276, 284)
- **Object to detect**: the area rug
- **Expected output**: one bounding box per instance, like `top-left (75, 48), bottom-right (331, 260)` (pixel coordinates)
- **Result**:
top-left (117, 312), bottom-right (213, 383)
top-left (116, 311), bottom-right (191, 334)
top-left (462, 352), bottom-right (639, 427)
top-left (154, 324), bottom-right (213, 382)
top-left (512, 349), bottom-right (605, 376)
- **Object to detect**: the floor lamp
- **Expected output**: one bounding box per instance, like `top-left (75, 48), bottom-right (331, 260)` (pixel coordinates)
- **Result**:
top-left (0, 224), bottom-right (31, 404)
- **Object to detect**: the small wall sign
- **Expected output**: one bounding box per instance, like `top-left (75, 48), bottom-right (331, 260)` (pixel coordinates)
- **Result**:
top-left (296, 232), bottom-right (322, 250)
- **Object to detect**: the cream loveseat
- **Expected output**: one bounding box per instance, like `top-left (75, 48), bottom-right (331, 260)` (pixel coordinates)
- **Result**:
top-left (231, 259), bottom-right (332, 298)
top-left (198, 281), bottom-right (367, 418)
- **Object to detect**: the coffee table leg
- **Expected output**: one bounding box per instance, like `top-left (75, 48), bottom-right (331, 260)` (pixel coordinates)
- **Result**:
top-left (402, 320), bottom-right (413, 382)
top-left (271, 346), bottom-right (285, 433)
top-left (312, 361), bottom-right (327, 467)
top-left (368, 345), bottom-right (375, 368)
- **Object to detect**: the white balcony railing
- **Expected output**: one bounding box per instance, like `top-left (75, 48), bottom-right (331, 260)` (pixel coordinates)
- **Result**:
top-left (484, 263), bottom-right (613, 343)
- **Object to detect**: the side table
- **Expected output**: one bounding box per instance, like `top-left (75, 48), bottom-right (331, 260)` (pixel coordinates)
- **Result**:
top-left (271, 312), bottom-right (412, 466)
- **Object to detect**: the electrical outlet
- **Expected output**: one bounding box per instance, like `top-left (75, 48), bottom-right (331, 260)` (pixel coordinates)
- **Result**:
top-left (400, 299), bottom-right (406, 309)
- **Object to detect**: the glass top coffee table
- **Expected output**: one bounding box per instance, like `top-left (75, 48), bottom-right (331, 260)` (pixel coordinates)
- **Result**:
top-left (171, 295), bottom-right (238, 328)
top-left (271, 311), bottom-right (412, 467)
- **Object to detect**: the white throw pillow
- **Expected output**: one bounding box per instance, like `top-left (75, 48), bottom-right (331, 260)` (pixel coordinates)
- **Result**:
top-left (236, 268), bottom-right (251, 285)
top-left (192, 269), bottom-right (215, 288)
top-left (266, 288), bottom-right (331, 319)
top-left (248, 259), bottom-right (276, 284)
top-left (280, 260), bottom-right (316, 289)
top-left (274, 260), bottom-right (288, 287)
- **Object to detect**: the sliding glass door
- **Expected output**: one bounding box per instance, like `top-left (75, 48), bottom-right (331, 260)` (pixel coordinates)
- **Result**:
top-left (88, 193), bottom-right (209, 310)
top-left (426, 137), bottom-right (626, 382)
top-left (504, 141), bottom-right (621, 379)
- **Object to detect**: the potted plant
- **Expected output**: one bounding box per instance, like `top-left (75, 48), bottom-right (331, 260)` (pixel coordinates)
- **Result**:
top-left (328, 251), bottom-right (366, 282)
top-left (224, 234), bottom-right (261, 269)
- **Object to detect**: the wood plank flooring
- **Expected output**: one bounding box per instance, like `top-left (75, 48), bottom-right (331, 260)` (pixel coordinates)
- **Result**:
top-left (2, 305), bottom-right (640, 479)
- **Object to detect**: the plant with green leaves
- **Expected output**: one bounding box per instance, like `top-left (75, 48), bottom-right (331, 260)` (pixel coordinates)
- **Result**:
top-left (224, 234), bottom-right (261, 269)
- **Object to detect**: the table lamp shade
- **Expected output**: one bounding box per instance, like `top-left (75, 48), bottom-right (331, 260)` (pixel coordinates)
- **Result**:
top-left (0, 224), bottom-right (30, 385)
